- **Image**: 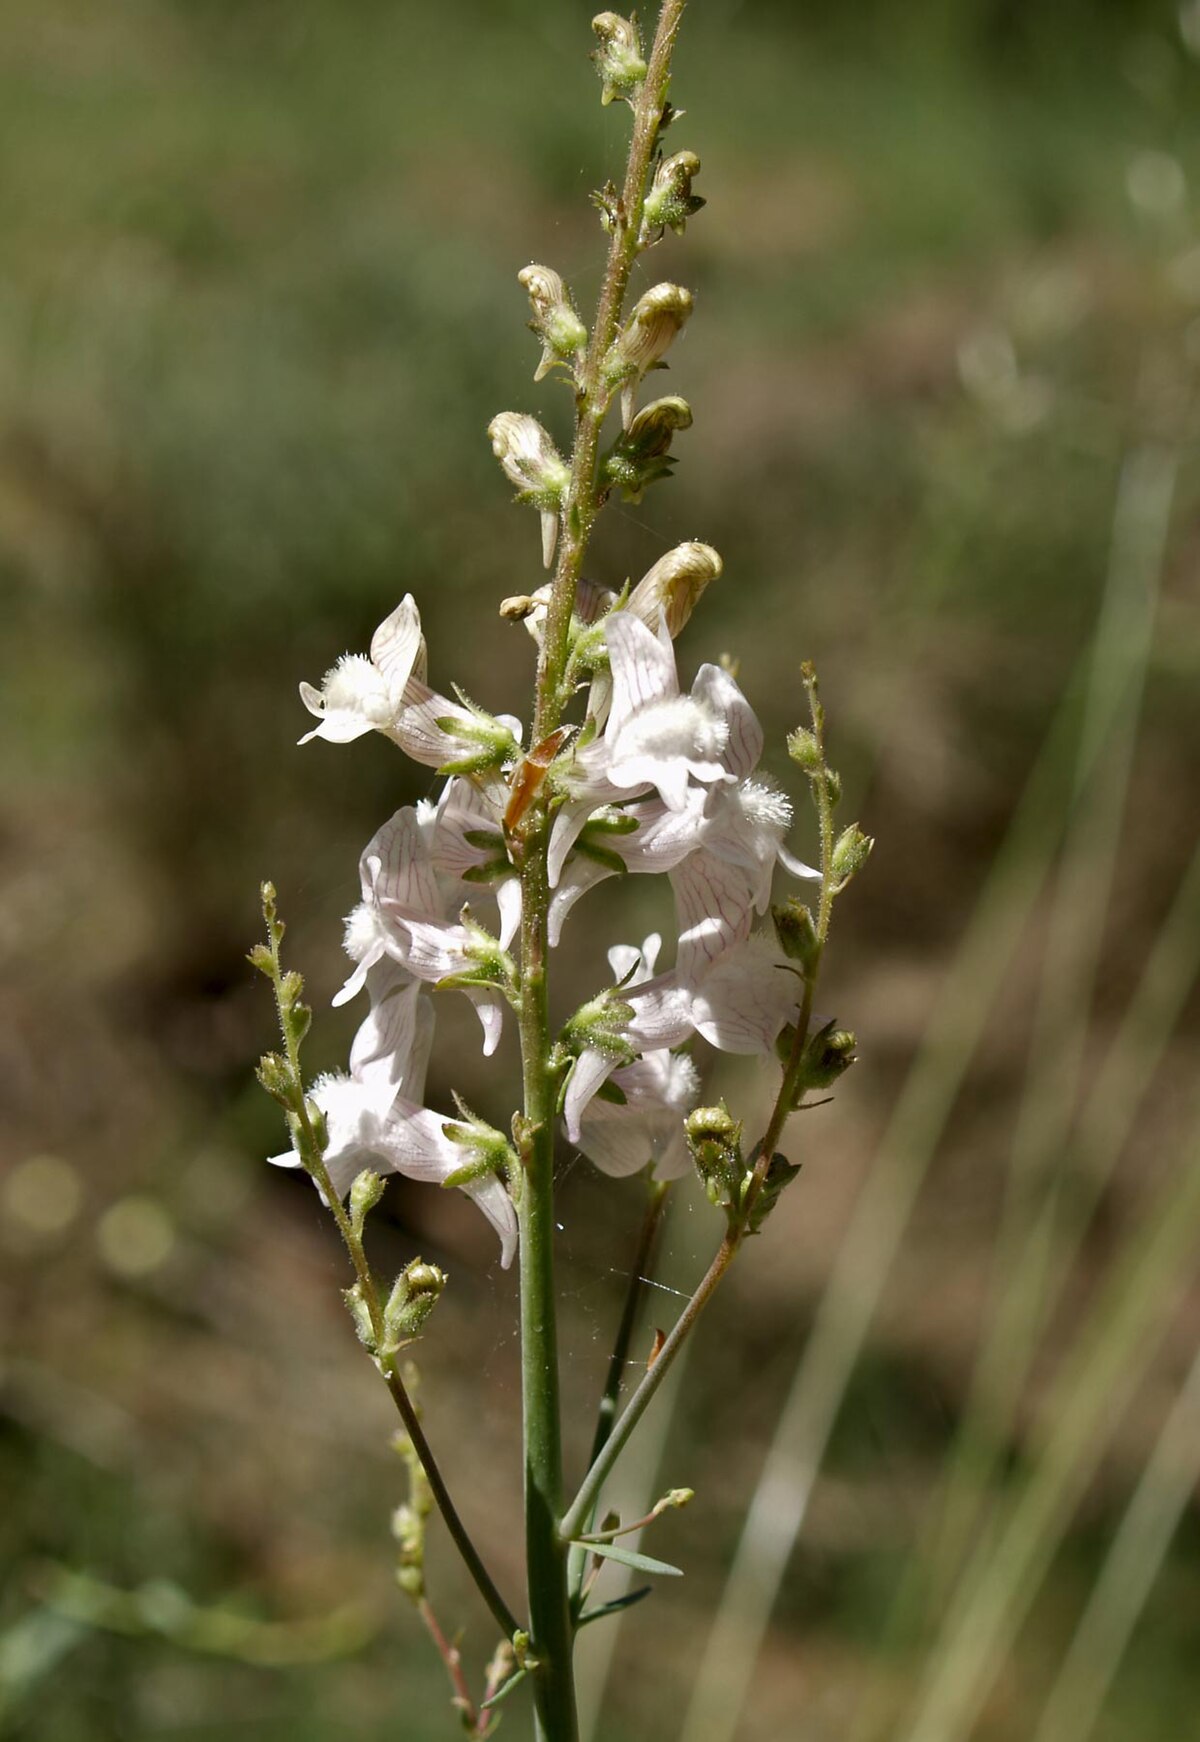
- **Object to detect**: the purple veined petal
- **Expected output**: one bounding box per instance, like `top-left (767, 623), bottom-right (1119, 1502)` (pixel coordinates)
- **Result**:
top-left (575, 1050), bottom-right (700, 1179)
top-left (626, 974), bottom-right (695, 1050)
top-left (384, 914), bottom-right (473, 982)
top-left (369, 596), bottom-right (424, 703)
top-left (564, 1046), bottom-right (622, 1143)
top-left (778, 844), bottom-right (822, 882)
top-left (691, 935), bottom-right (801, 1054)
top-left (497, 712), bottom-right (524, 746)
top-left (350, 979), bottom-right (423, 1107)
top-left (362, 808), bottom-right (443, 920)
top-left (606, 751), bottom-right (692, 811)
top-left (462, 1175), bottom-right (518, 1269)
top-left (692, 663), bottom-right (763, 779)
top-left (495, 876), bottom-right (522, 950)
top-left (548, 857), bottom-right (616, 946)
top-left (604, 612), bottom-right (679, 739)
top-left (393, 679), bottom-right (478, 768)
top-left (670, 851), bottom-right (756, 984)
top-left (615, 794), bottom-right (706, 874)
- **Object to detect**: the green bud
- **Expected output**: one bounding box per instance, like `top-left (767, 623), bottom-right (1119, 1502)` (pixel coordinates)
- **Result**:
top-left (349, 1169), bottom-right (385, 1238)
top-left (772, 900), bottom-right (820, 972)
top-left (247, 942), bottom-right (274, 977)
top-left (383, 1259), bottom-right (447, 1349)
top-left (798, 1022), bottom-right (857, 1093)
top-left (642, 150), bottom-right (705, 241)
top-left (591, 12), bottom-right (647, 107)
top-left (824, 767), bottom-right (843, 807)
top-left (787, 726), bottom-right (822, 772)
top-left (488, 411), bottom-right (570, 569)
top-left (744, 1152), bottom-right (802, 1235)
top-left (605, 284), bottom-right (695, 426)
top-left (831, 823), bottom-right (873, 885)
top-left (256, 1051), bottom-right (294, 1108)
top-left (685, 1102), bottom-right (746, 1212)
top-left (602, 396), bottom-right (694, 503)
top-left (342, 1282), bottom-right (377, 1352)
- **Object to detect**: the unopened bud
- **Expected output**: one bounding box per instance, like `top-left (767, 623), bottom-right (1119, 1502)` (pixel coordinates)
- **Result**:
top-left (745, 1152), bottom-right (802, 1235)
top-left (342, 1281), bottom-right (377, 1352)
top-left (383, 1258), bottom-right (447, 1347)
top-left (500, 593), bottom-right (539, 621)
top-left (349, 1168), bottom-right (385, 1237)
top-left (793, 1022), bottom-right (857, 1093)
top-left (255, 1051), bottom-right (293, 1109)
top-left (787, 726), bottom-right (822, 772)
top-left (685, 1102), bottom-right (745, 1211)
top-left (642, 150), bottom-right (705, 241)
top-left (606, 284), bottom-right (694, 425)
top-left (773, 900), bottom-right (820, 972)
top-left (591, 12), bottom-right (647, 107)
top-left (603, 397), bottom-right (694, 504)
top-left (831, 823), bottom-right (873, 885)
top-left (626, 539), bottom-right (721, 637)
top-left (488, 412), bottom-right (570, 568)
top-left (518, 264), bottom-right (588, 382)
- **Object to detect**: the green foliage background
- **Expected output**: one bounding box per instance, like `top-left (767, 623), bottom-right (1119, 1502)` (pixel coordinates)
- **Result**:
top-left (3, 1), bottom-right (1199, 1738)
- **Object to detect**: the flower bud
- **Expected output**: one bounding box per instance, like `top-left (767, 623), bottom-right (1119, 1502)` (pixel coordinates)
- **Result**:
top-left (605, 284), bottom-right (694, 426)
top-left (685, 1102), bottom-right (745, 1211)
top-left (591, 12), bottom-right (647, 107)
top-left (831, 823), bottom-right (873, 885)
top-left (745, 1152), bottom-right (802, 1235)
top-left (642, 150), bottom-right (705, 241)
top-left (383, 1259), bottom-right (447, 1348)
top-left (773, 899), bottom-right (820, 972)
top-left (488, 411), bottom-right (571, 569)
top-left (255, 1051), bottom-right (294, 1109)
top-left (785, 1021), bottom-right (856, 1097)
top-left (787, 726), bottom-right (822, 772)
top-left (342, 1281), bottom-right (377, 1351)
top-left (626, 539), bottom-right (721, 637)
top-left (603, 396), bottom-right (693, 503)
top-left (561, 988), bottom-right (637, 1067)
top-left (349, 1168), bottom-right (385, 1238)
top-left (519, 264), bottom-right (588, 382)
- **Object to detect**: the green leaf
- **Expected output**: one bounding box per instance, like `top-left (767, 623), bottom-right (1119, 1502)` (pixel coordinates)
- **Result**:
top-left (573, 1540), bottom-right (682, 1577)
top-left (480, 1666), bottom-right (528, 1711)
top-left (576, 1586), bottom-right (652, 1628)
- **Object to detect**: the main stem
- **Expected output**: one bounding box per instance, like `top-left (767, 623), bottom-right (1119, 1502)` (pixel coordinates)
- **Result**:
top-left (515, 7), bottom-right (688, 1736)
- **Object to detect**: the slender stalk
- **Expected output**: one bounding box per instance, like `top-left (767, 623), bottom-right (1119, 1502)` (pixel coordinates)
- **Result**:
top-left (417, 1595), bottom-right (489, 1738)
top-left (260, 905), bottom-right (519, 1643)
top-left (511, 9), bottom-right (689, 1733)
top-left (586, 1180), bottom-right (671, 1477)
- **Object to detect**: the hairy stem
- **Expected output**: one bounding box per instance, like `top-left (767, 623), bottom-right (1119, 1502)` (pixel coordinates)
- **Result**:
top-left (513, 6), bottom-right (689, 1734)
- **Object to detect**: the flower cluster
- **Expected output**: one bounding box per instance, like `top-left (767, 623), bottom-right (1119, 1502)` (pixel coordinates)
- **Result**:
top-left (278, 562), bottom-right (822, 1255)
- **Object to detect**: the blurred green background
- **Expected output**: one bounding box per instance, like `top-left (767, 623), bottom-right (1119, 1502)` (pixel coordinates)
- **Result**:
top-left (4, 1), bottom-right (1200, 1738)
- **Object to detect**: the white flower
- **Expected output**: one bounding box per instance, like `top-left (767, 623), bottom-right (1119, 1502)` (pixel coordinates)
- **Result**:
top-left (547, 612), bottom-right (732, 884)
top-left (574, 1050), bottom-right (700, 1179)
top-left (300, 595), bottom-right (523, 774)
top-left (299, 597), bottom-right (425, 745)
top-left (336, 801), bottom-right (515, 1056)
top-left (268, 977), bottom-right (517, 1267)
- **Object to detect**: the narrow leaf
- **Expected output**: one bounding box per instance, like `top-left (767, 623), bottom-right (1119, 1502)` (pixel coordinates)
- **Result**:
top-left (573, 1540), bottom-right (682, 1577)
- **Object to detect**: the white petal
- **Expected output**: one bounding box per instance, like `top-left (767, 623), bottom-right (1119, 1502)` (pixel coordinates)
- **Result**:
top-left (670, 851), bottom-right (756, 985)
top-left (547, 798), bottom-right (596, 888)
top-left (564, 1047), bottom-right (620, 1143)
top-left (548, 857), bottom-right (616, 946)
top-left (604, 612), bottom-right (679, 740)
top-left (778, 844), bottom-right (822, 882)
top-left (691, 935), bottom-right (800, 1054)
top-left (692, 663), bottom-right (763, 778)
top-left (465, 989), bottom-right (505, 1057)
top-left (370, 596), bottom-right (424, 703)
top-left (362, 809), bottom-right (442, 919)
top-left (495, 876), bottom-right (522, 950)
top-left (462, 1175), bottom-right (519, 1269)
top-left (394, 680), bottom-right (478, 769)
